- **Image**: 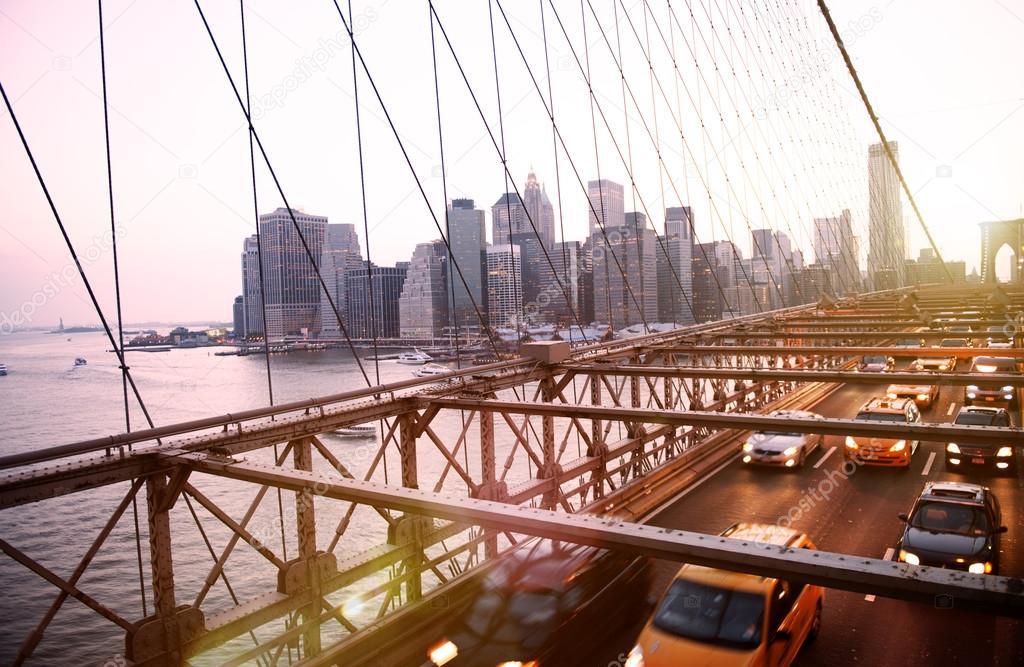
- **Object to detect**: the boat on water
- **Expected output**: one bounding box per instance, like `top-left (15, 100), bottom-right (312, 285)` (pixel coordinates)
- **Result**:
top-left (74, 357), bottom-right (87, 366)
top-left (396, 349), bottom-right (433, 365)
top-left (332, 424), bottom-right (377, 438)
top-left (413, 363), bottom-right (453, 378)
top-left (0, 364), bottom-right (7, 376)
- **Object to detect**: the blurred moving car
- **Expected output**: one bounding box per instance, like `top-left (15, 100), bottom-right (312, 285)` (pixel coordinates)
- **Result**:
top-left (986, 325), bottom-right (1011, 346)
top-left (939, 337), bottom-right (972, 350)
top-left (742, 410), bottom-right (824, 468)
top-left (858, 354), bottom-right (895, 372)
top-left (427, 539), bottom-right (651, 667)
top-left (966, 356), bottom-right (1020, 408)
top-left (896, 482), bottom-right (1006, 574)
top-left (893, 338), bottom-right (925, 357)
top-left (843, 397), bottom-right (921, 468)
top-left (911, 355), bottom-right (957, 372)
top-left (626, 523), bottom-right (823, 667)
top-left (945, 406), bottom-right (1017, 474)
top-left (886, 383), bottom-right (939, 408)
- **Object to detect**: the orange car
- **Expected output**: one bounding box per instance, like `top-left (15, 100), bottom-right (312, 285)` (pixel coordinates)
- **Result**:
top-left (843, 397), bottom-right (921, 467)
top-left (626, 523), bottom-right (823, 667)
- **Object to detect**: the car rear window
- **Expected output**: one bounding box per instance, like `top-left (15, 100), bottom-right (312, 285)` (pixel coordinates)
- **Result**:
top-left (652, 579), bottom-right (764, 649)
top-left (862, 355), bottom-right (886, 363)
top-left (974, 357), bottom-right (1017, 372)
top-left (855, 411), bottom-right (907, 422)
top-left (953, 411), bottom-right (1000, 426)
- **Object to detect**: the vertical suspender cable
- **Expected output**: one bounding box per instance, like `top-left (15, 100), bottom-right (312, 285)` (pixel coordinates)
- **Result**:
top-left (97, 0), bottom-right (148, 620)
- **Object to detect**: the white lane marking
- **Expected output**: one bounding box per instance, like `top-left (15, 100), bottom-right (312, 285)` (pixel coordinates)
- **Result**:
top-left (921, 451), bottom-right (937, 476)
top-left (865, 548), bottom-right (896, 601)
top-left (813, 446), bottom-right (837, 469)
top-left (644, 454), bottom-right (739, 522)
top-left (947, 402), bottom-right (957, 416)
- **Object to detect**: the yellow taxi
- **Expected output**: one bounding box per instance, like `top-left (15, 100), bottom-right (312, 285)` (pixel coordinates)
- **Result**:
top-left (843, 397), bottom-right (921, 467)
top-left (625, 523), bottom-right (823, 667)
top-left (886, 382), bottom-right (939, 408)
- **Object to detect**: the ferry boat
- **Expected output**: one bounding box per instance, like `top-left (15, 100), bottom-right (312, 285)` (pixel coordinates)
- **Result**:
top-left (413, 363), bottom-right (453, 378)
top-left (74, 357), bottom-right (88, 366)
top-left (397, 349), bottom-right (433, 365)
top-left (332, 424), bottom-right (377, 438)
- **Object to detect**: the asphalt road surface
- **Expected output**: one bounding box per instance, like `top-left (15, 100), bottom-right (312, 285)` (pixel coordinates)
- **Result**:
top-left (594, 363), bottom-right (1024, 666)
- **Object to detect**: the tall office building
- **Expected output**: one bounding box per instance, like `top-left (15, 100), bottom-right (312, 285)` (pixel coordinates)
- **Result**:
top-left (486, 245), bottom-right (523, 329)
top-left (693, 240), bottom-right (745, 320)
top-left (258, 207), bottom-right (328, 340)
top-left (587, 179), bottom-right (625, 236)
top-left (522, 169), bottom-right (556, 248)
top-left (345, 262), bottom-right (408, 339)
top-left (447, 199), bottom-right (488, 331)
top-left (657, 206), bottom-right (695, 325)
top-left (399, 240), bottom-right (449, 339)
top-left (491, 192), bottom-right (528, 246)
top-left (319, 223), bottom-right (363, 338)
top-left (240, 234), bottom-right (264, 338)
top-left (232, 296), bottom-right (245, 336)
top-left (592, 211), bottom-right (658, 328)
top-left (749, 229), bottom-right (791, 309)
top-left (867, 141), bottom-right (905, 288)
top-left (538, 240), bottom-right (586, 325)
top-left (814, 209), bottom-right (859, 296)
top-left (509, 232), bottom-right (548, 317)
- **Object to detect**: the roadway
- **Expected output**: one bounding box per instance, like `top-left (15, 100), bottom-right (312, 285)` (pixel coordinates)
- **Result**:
top-left (595, 360), bottom-right (1024, 666)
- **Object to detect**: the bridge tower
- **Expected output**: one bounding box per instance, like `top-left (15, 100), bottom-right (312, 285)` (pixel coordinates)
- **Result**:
top-left (980, 219), bottom-right (1024, 283)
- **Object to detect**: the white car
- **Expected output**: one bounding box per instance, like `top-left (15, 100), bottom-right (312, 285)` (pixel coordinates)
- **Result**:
top-left (911, 356), bottom-right (956, 372)
top-left (742, 410), bottom-right (824, 468)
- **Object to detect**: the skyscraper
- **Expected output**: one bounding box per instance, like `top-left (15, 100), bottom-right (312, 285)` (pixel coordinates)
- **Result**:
top-left (537, 240), bottom-right (586, 325)
top-left (491, 192), bottom-right (528, 246)
top-left (346, 262), bottom-right (408, 339)
top-left (522, 169), bottom-right (556, 248)
top-left (319, 223), bottom-right (363, 339)
top-left (399, 240), bottom-right (449, 339)
top-left (587, 179), bottom-right (625, 236)
top-left (486, 245), bottom-right (522, 330)
top-left (657, 206), bottom-right (695, 325)
top-left (240, 234), bottom-right (264, 338)
top-left (447, 198), bottom-right (488, 332)
top-left (232, 295), bottom-right (245, 336)
top-left (258, 207), bottom-right (328, 340)
top-left (592, 211), bottom-right (658, 328)
top-left (814, 209), bottom-right (859, 296)
top-left (867, 141), bottom-right (905, 288)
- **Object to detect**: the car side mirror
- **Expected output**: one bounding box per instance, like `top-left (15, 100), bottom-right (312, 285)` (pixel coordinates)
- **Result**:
top-left (996, 526), bottom-right (1009, 534)
top-left (898, 513), bottom-right (909, 523)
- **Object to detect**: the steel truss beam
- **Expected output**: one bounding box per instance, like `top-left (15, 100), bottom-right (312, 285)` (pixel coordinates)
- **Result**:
top-left (654, 345), bottom-right (1024, 358)
top-left (564, 365), bottom-right (1021, 386)
top-left (429, 399), bottom-right (1024, 447)
top-left (183, 454), bottom-right (1024, 617)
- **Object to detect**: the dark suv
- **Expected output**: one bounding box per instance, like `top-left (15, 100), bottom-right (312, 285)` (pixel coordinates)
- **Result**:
top-left (427, 539), bottom-right (651, 667)
top-left (896, 482), bottom-right (1006, 574)
top-left (945, 406), bottom-right (1017, 474)
top-left (966, 356), bottom-right (1020, 408)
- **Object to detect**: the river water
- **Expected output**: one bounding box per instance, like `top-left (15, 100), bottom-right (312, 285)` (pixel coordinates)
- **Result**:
top-left (0, 331), bottom-right (540, 665)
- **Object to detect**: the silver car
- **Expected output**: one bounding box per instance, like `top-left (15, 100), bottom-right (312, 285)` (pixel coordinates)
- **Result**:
top-left (742, 409), bottom-right (824, 468)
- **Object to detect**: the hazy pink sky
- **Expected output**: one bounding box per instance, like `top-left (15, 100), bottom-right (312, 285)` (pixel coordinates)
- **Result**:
top-left (1, 0), bottom-right (1021, 327)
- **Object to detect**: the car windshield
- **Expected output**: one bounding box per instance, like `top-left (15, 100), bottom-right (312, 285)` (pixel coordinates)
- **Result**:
top-left (652, 578), bottom-right (764, 649)
top-left (855, 411), bottom-right (907, 422)
top-left (974, 358), bottom-right (1015, 373)
top-left (954, 411), bottom-right (1000, 426)
top-left (863, 355), bottom-right (886, 364)
top-left (464, 588), bottom-right (560, 641)
top-left (910, 502), bottom-right (989, 537)
top-left (940, 340), bottom-right (966, 347)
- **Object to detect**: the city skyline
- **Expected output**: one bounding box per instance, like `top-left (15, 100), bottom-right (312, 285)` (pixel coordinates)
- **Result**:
top-left (1, 1), bottom-right (1020, 326)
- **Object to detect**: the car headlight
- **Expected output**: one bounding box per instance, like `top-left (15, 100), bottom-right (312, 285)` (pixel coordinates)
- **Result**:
top-left (624, 645), bottom-right (645, 667)
top-left (996, 446), bottom-right (1013, 457)
top-left (967, 385), bottom-right (979, 391)
top-left (1003, 386), bottom-right (1014, 392)
top-left (968, 562), bottom-right (992, 574)
top-left (947, 443), bottom-right (961, 453)
top-left (890, 440), bottom-right (907, 452)
top-left (845, 436), bottom-right (858, 449)
top-left (783, 446), bottom-right (799, 457)
top-left (498, 661), bottom-right (538, 667)
top-left (939, 364), bottom-right (949, 371)
top-left (899, 550), bottom-right (920, 566)
top-left (917, 393), bottom-right (930, 401)
top-left (886, 392), bottom-right (898, 399)
top-left (429, 639), bottom-right (458, 666)
top-left (742, 442), bottom-right (754, 452)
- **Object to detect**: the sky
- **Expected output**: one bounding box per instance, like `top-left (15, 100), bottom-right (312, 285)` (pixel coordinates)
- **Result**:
top-left (0, 0), bottom-right (1022, 327)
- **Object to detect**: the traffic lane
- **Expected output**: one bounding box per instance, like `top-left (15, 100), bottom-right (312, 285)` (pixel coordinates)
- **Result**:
top-left (602, 378), bottom-right (1024, 666)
